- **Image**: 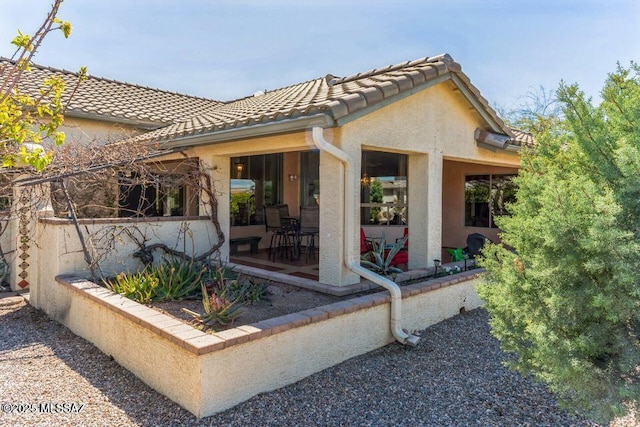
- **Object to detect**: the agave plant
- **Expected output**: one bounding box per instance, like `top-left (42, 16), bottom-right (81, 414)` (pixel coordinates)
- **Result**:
top-left (201, 265), bottom-right (239, 295)
top-left (227, 278), bottom-right (270, 305)
top-left (360, 234), bottom-right (408, 276)
top-left (183, 283), bottom-right (242, 327)
top-left (153, 258), bottom-right (206, 301)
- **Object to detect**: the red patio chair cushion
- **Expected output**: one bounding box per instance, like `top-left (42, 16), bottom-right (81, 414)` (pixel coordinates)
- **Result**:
top-left (387, 249), bottom-right (408, 266)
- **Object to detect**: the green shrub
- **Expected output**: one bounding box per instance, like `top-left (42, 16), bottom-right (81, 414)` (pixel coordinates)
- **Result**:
top-left (479, 64), bottom-right (640, 423)
top-left (227, 278), bottom-right (270, 305)
top-left (104, 258), bottom-right (206, 303)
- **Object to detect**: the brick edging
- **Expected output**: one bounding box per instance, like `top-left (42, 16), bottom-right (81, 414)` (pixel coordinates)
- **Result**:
top-left (55, 270), bottom-right (482, 355)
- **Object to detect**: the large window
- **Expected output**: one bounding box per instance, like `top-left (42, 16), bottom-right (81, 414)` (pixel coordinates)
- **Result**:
top-left (464, 174), bottom-right (516, 228)
top-left (230, 154), bottom-right (283, 226)
top-left (118, 159), bottom-right (200, 218)
top-left (360, 151), bottom-right (407, 226)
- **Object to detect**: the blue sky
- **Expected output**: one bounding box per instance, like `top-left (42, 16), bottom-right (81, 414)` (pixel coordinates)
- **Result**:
top-left (1, 0), bottom-right (638, 112)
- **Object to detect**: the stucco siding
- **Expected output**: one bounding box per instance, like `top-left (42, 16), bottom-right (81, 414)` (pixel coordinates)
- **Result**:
top-left (61, 116), bottom-right (142, 145)
top-left (338, 82), bottom-right (519, 167)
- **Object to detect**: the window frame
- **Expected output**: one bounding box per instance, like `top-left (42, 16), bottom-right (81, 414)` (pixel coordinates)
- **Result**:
top-left (463, 173), bottom-right (516, 229)
top-left (230, 153), bottom-right (284, 227)
top-left (360, 151), bottom-right (408, 227)
top-left (118, 159), bottom-right (200, 218)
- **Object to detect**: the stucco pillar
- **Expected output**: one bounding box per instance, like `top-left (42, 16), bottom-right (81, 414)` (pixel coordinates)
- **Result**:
top-left (203, 155), bottom-right (230, 261)
top-left (407, 154), bottom-right (429, 269)
top-left (10, 185), bottom-right (31, 293)
top-left (426, 150), bottom-right (443, 265)
top-left (9, 181), bottom-right (55, 308)
top-left (318, 150), bottom-right (359, 286)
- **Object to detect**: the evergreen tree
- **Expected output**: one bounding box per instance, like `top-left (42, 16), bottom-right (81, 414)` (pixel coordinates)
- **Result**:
top-left (479, 64), bottom-right (640, 423)
top-left (369, 178), bottom-right (383, 223)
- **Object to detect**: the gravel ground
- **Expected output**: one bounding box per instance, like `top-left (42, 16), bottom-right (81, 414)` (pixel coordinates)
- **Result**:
top-left (0, 291), bottom-right (635, 427)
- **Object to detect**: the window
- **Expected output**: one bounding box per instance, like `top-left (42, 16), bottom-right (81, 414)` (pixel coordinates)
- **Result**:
top-left (464, 174), bottom-right (516, 228)
top-left (360, 151), bottom-right (408, 226)
top-left (118, 159), bottom-right (199, 218)
top-left (230, 154), bottom-right (283, 226)
top-left (300, 151), bottom-right (319, 207)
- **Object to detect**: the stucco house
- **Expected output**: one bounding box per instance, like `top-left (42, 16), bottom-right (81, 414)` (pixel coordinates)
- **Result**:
top-left (126, 53), bottom-right (525, 288)
top-left (2, 53), bottom-right (531, 415)
top-left (4, 53), bottom-right (526, 290)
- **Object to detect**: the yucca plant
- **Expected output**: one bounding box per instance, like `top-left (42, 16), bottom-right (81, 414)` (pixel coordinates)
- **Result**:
top-left (360, 234), bottom-right (407, 276)
top-left (104, 269), bottom-right (159, 304)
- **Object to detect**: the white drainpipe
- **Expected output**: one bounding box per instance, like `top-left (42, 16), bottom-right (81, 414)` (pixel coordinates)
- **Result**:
top-left (311, 127), bottom-right (420, 347)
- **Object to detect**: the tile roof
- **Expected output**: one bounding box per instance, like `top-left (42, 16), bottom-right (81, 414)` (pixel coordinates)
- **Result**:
top-left (131, 53), bottom-right (523, 147)
top-left (3, 54), bottom-right (529, 147)
top-left (510, 129), bottom-right (535, 146)
top-left (123, 55), bottom-right (456, 139)
top-left (0, 58), bottom-right (222, 128)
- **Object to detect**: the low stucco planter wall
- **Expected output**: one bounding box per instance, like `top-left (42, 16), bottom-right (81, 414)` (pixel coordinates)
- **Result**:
top-left (47, 270), bottom-right (483, 418)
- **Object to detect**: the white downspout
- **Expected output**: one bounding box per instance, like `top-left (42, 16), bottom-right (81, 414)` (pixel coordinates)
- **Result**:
top-left (311, 127), bottom-right (420, 347)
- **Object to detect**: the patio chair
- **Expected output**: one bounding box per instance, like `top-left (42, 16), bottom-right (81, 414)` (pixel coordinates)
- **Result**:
top-left (264, 205), bottom-right (296, 261)
top-left (275, 204), bottom-right (290, 223)
top-left (298, 206), bottom-right (319, 262)
top-left (395, 227), bottom-right (408, 249)
top-left (360, 227), bottom-right (374, 254)
top-left (465, 232), bottom-right (492, 258)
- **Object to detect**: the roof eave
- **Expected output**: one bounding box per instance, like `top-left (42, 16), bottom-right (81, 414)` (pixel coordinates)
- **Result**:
top-left (449, 73), bottom-right (507, 135)
top-left (66, 110), bottom-right (169, 130)
top-left (158, 113), bottom-right (335, 150)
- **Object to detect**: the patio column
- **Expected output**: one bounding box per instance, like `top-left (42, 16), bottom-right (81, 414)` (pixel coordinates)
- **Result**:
top-left (318, 149), bottom-right (359, 286)
top-left (426, 150), bottom-right (443, 265)
top-left (202, 155), bottom-right (230, 260)
top-left (408, 150), bottom-right (443, 268)
top-left (407, 154), bottom-right (429, 269)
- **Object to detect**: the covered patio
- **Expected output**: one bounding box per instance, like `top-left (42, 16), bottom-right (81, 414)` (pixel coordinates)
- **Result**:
top-left (141, 54), bottom-right (527, 289)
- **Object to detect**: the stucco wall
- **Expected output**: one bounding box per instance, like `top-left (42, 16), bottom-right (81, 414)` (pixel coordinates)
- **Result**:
top-left (30, 217), bottom-right (217, 308)
top-left (60, 116), bottom-right (142, 145)
top-left (338, 82), bottom-right (520, 166)
top-left (442, 159), bottom-right (519, 252)
top-left (49, 271), bottom-right (483, 418)
top-left (43, 277), bottom-right (202, 414)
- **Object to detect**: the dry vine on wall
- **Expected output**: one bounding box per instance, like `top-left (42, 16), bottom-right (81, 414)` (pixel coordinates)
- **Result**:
top-left (11, 140), bottom-right (226, 283)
